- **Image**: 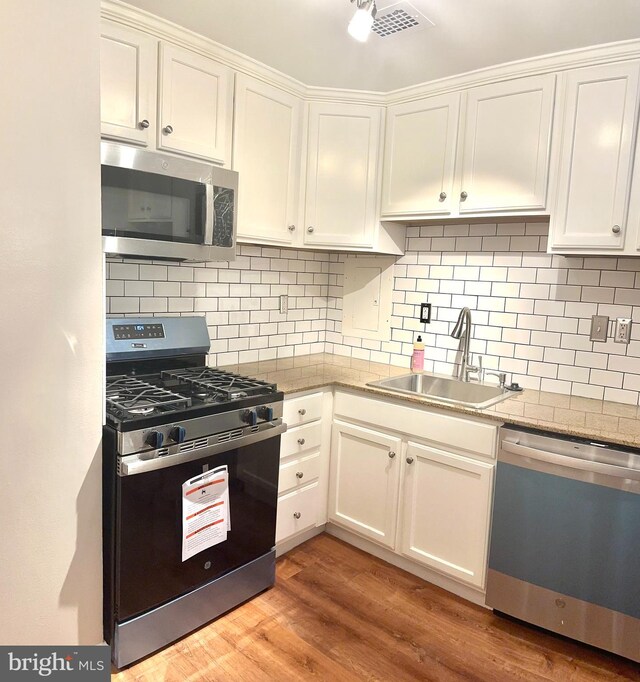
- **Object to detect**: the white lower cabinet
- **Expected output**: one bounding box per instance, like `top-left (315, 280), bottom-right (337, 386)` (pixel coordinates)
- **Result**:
top-left (276, 481), bottom-right (320, 543)
top-left (399, 441), bottom-right (493, 588)
top-left (329, 420), bottom-right (401, 549)
top-left (328, 391), bottom-right (498, 590)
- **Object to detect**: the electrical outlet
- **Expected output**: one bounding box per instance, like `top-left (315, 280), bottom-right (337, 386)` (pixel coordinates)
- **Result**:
top-left (420, 303), bottom-right (432, 324)
top-left (589, 315), bottom-right (609, 342)
top-left (614, 318), bottom-right (632, 344)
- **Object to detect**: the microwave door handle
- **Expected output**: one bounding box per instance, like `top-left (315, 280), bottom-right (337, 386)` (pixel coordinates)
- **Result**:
top-left (204, 183), bottom-right (214, 246)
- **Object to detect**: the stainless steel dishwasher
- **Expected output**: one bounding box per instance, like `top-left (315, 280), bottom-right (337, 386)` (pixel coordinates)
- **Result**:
top-left (486, 425), bottom-right (640, 663)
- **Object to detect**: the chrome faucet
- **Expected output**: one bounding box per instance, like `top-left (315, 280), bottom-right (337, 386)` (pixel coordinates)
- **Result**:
top-left (450, 307), bottom-right (477, 382)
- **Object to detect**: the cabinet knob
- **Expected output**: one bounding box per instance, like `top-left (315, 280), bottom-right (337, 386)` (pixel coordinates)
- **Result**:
top-left (163, 124), bottom-right (174, 135)
top-left (388, 451), bottom-right (396, 459)
top-left (612, 225), bottom-right (621, 234)
top-left (298, 408), bottom-right (306, 416)
top-left (439, 191), bottom-right (447, 200)
top-left (139, 119), bottom-right (150, 129)
top-left (406, 457), bottom-right (414, 464)
top-left (293, 511), bottom-right (301, 519)
top-left (297, 438), bottom-right (305, 445)
top-left (307, 226), bottom-right (314, 233)
top-left (288, 224), bottom-right (296, 232)
top-left (460, 191), bottom-right (468, 201)
top-left (296, 471), bottom-right (304, 479)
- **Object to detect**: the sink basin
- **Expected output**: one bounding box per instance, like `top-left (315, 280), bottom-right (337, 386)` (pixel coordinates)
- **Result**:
top-left (367, 372), bottom-right (516, 409)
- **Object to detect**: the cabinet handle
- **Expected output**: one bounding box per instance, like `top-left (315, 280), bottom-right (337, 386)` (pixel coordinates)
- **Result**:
top-left (406, 457), bottom-right (414, 464)
top-left (388, 451), bottom-right (396, 459)
top-left (296, 471), bottom-right (304, 479)
top-left (139, 119), bottom-right (150, 129)
top-left (298, 408), bottom-right (306, 416)
top-left (163, 125), bottom-right (174, 135)
top-left (460, 191), bottom-right (468, 201)
top-left (307, 226), bottom-right (314, 233)
top-left (439, 191), bottom-right (447, 200)
top-left (612, 225), bottom-right (621, 234)
top-left (288, 225), bottom-right (296, 232)
top-left (293, 511), bottom-right (301, 519)
top-left (297, 438), bottom-right (305, 445)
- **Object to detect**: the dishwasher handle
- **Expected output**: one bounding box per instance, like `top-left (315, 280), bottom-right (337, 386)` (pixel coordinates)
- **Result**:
top-left (501, 440), bottom-right (640, 482)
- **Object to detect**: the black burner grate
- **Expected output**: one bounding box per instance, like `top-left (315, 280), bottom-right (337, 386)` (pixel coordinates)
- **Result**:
top-left (106, 376), bottom-right (191, 417)
top-left (162, 367), bottom-right (277, 401)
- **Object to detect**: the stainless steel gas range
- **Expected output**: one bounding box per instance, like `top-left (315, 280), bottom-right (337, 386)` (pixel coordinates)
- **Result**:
top-left (102, 316), bottom-right (286, 668)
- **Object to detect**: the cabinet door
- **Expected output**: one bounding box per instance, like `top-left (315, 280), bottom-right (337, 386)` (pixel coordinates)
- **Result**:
top-left (459, 75), bottom-right (555, 213)
top-left (303, 103), bottom-right (382, 248)
top-left (329, 420), bottom-right (401, 549)
top-left (158, 43), bottom-right (233, 164)
top-left (100, 21), bottom-right (156, 145)
top-left (381, 93), bottom-right (460, 217)
top-left (400, 441), bottom-right (494, 588)
top-left (549, 62), bottom-right (640, 251)
top-left (233, 75), bottom-right (302, 245)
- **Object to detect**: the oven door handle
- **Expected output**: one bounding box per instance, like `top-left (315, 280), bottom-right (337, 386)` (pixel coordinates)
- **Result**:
top-left (501, 440), bottom-right (640, 482)
top-left (119, 423), bottom-right (287, 477)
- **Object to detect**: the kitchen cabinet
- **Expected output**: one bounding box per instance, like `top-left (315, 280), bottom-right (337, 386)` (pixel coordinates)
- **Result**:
top-left (381, 93), bottom-right (460, 217)
top-left (329, 420), bottom-right (402, 549)
top-left (276, 391), bottom-right (332, 547)
top-left (158, 43), bottom-right (233, 164)
top-left (100, 21), bottom-right (156, 146)
top-left (400, 441), bottom-right (493, 588)
top-left (303, 102), bottom-right (384, 249)
top-left (329, 390), bottom-right (498, 589)
top-left (380, 75), bottom-right (555, 220)
top-left (233, 74), bottom-right (303, 246)
top-left (548, 61), bottom-right (640, 253)
top-left (100, 20), bottom-right (233, 165)
top-left (458, 75), bottom-right (555, 213)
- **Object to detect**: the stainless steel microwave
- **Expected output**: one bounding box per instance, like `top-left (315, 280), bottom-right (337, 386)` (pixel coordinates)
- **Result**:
top-left (101, 142), bottom-right (238, 262)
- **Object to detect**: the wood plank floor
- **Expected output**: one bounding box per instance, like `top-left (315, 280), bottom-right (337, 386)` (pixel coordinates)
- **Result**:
top-left (112, 533), bottom-right (640, 681)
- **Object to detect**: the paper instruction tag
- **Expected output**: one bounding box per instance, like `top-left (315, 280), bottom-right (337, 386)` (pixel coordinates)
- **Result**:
top-left (181, 465), bottom-right (231, 562)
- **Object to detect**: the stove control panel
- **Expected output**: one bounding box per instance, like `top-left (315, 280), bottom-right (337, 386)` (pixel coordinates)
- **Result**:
top-left (112, 323), bottom-right (165, 340)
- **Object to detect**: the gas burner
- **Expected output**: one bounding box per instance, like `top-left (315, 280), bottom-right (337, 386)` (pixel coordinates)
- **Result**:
top-left (106, 376), bottom-right (191, 418)
top-left (162, 367), bottom-right (276, 401)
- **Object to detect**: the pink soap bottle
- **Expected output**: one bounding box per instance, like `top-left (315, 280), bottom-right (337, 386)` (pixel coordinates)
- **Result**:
top-left (411, 335), bottom-right (425, 372)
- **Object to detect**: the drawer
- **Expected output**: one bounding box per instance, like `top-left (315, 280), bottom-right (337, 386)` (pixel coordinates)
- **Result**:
top-left (278, 452), bottom-right (321, 493)
top-left (283, 392), bottom-right (323, 427)
top-left (276, 481), bottom-right (319, 543)
top-left (280, 421), bottom-right (322, 459)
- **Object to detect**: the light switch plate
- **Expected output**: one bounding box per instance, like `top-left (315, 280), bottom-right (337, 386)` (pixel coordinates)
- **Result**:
top-left (614, 318), bottom-right (632, 344)
top-left (589, 315), bottom-right (609, 342)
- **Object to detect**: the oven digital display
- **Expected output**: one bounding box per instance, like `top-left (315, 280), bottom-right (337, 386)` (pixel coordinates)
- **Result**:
top-left (113, 323), bottom-right (165, 340)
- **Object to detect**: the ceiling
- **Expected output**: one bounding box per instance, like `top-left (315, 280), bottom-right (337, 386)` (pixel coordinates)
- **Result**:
top-left (125, 0), bottom-right (640, 91)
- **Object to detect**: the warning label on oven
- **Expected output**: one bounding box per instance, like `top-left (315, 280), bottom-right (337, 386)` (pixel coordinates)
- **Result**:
top-left (181, 466), bottom-right (231, 562)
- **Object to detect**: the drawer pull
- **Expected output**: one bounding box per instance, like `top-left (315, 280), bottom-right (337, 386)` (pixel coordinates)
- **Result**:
top-left (406, 457), bottom-right (414, 464)
top-left (297, 438), bottom-right (306, 445)
top-left (293, 511), bottom-right (301, 519)
top-left (388, 451), bottom-right (396, 459)
top-left (298, 408), bottom-right (306, 416)
top-left (296, 471), bottom-right (304, 479)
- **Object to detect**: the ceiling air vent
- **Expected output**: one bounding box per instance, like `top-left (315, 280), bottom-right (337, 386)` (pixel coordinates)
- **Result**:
top-left (372, 1), bottom-right (434, 39)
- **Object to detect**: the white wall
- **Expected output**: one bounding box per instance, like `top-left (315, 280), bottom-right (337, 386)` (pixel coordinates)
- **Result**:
top-left (0, 0), bottom-right (103, 644)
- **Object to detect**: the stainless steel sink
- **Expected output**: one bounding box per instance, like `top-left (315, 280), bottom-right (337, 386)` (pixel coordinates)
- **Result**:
top-left (367, 372), bottom-right (516, 409)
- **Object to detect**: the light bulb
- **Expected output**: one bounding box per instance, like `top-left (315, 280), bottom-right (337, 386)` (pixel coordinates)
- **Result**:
top-left (348, 5), bottom-right (375, 42)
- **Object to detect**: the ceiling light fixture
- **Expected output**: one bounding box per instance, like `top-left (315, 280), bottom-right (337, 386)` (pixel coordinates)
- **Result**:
top-left (348, 0), bottom-right (377, 43)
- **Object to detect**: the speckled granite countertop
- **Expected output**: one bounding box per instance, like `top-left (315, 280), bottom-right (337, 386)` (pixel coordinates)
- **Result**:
top-left (222, 353), bottom-right (640, 450)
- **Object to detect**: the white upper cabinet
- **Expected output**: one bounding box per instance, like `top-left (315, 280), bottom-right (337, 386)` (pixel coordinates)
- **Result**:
top-left (381, 93), bottom-right (460, 217)
top-left (100, 21), bottom-right (156, 145)
top-left (158, 43), bottom-right (233, 164)
top-left (458, 75), bottom-right (555, 213)
top-left (548, 61), bottom-right (640, 252)
top-left (233, 74), bottom-right (302, 246)
top-left (303, 102), bottom-right (383, 248)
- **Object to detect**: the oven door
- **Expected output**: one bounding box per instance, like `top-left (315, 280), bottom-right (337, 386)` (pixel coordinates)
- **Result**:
top-left (114, 432), bottom-right (280, 622)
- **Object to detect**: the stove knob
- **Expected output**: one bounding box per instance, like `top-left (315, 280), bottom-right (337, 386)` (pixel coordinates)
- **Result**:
top-left (242, 409), bottom-right (258, 426)
top-left (259, 406), bottom-right (274, 422)
top-left (145, 431), bottom-right (164, 449)
top-left (170, 426), bottom-right (186, 444)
